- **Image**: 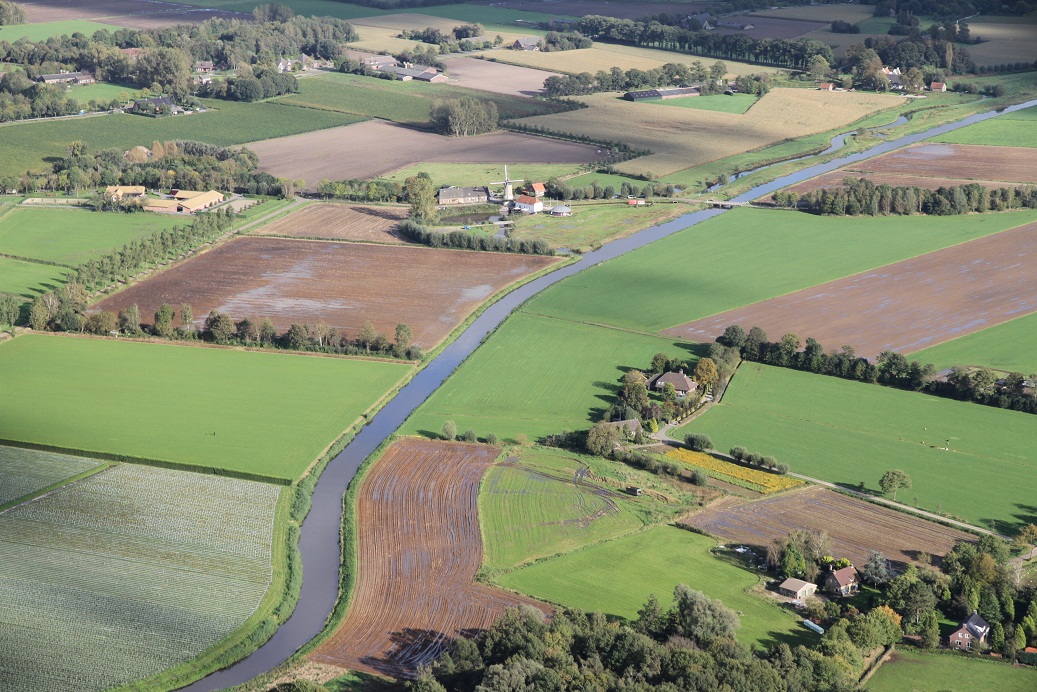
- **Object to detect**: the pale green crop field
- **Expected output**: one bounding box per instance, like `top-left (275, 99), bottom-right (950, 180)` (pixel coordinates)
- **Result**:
top-left (0, 445), bottom-right (103, 507)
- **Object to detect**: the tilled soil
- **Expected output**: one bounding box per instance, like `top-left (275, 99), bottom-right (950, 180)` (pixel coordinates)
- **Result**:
top-left (251, 203), bottom-right (408, 244)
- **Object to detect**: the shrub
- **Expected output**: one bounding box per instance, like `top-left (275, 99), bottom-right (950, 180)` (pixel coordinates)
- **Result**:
top-left (463, 428), bottom-right (477, 443)
top-left (776, 462), bottom-right (790, 475)
top-left (729, 446), bottom-right (747, 461)
top-left (442, 420), bottom-right (457, 441)
top-left (485, 432), bottom-right (499, 445)
top-left (690, 469), bottom-right (708, 486)
top-left (685, 432), bottom-right (713, 452)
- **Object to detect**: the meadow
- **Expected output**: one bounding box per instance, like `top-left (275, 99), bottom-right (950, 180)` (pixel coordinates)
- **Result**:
top-left (0, 20), bottom-right (118, 43)
top-left (0, 463), bottom-right (281, 692)
top-left (866, 649), bottom-right (1037, 691)
top-left (965, 13), bottom-right (1037, 66)
top-left (649, 93), bottom-right (758, 114)
top-left (0, 100), bottom-right (363, 178)
top-left (400, 312), bottom-right (692, 442)
top-left (497, 525), bottom-right (813, 648)
top-left (910, 312), bottom-right (1037, 374)
top-left (0, 206), bottom-right (182, 266)
top-left (509, 201), bottom-right (687, 251)
top-left (383, 162), bottom-right (585, 189)
top-left (0, 256), bottom-right (68, 299)
top-left (677, 363), bottom-right (1037, 532)
top-left (178, 0), bottom-right (568, 24)
top-left (69, 82), bottom-right (140, 105)
top-left (518, 88), bottom-right (901, 177)
top-left (932, 105), bottom-right (1037, 148)
top-left (526, 208), bottom-right (1037, 333)
top-left (0, 335), bottom-right (410, 482)
top-left (0, 445), bottom-right (104, 508)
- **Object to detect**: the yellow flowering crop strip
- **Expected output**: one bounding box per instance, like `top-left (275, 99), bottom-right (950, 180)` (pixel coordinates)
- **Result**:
top-left (666, 448), bottom-right (803, 494)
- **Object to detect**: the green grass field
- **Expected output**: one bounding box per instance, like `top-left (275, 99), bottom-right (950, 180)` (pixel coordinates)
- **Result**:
top-left (676, 363), bottom-right (1037, 532)
top-left (480, 447), bottom-right (658, 571)
top-left (866, 649), bottom-right (1037, 691)
top-left (526, 208), bottom-right (1037, 333)
top-left (498, 525), bottom-right (813, 648)
top-left (648, 93), bottom-right (758, 114)
top-left (563, 170), bottom-right (648, 192)
top-left (0, 21), bottom-right (117, 43)
top-left (176, 0), bottom-right (572, 23)
top-left (0, 257), bottom-right (68, 299)
top-left (932, 105), bottom-right (1037, 147)
top-left (0, 101), bottom-right (363, 178)
top-left (0, 335), bottom-right (410, 482)
top-left (383, 162), bottom-right (585, 188)
top-left (0, 445), bottom-right (103, 507)
top-left (277, 72), bottom-right (567, 124)
top-left (509, 202), bottom-right (687, 251)
top-left (909, 312), bottom-right (1037, 375)
top-left (69, 82), bottom-right (141, 106)
top-left (400, 312), bottom-right (693, 442)
top-left (0, 463), bottom-right (281, 692)
top-left (0, 207), bottom-right (182, 267)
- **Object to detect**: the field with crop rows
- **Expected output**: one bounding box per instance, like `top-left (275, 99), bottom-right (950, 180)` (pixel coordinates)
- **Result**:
top-left (678, 363), bottom-right (1037, 532)
top-left (480, 453), bottom-right (644, 570)
top-left (517, 88), bottom-right (900, 176)
top-left (251, 203), bottom-right (408, 243)
top-left (0, 335), bottom-right (410, 482)
top-left (0, 463), bottom-right (280, 692)
top-left (933, 105), bottom-right (1037, 147)
top-left (498, 525), bottom-right (812, 648)
top-left (866, 648), bottom-right (1037, 691)
top-left (312, 439), bottom-right (544, 677)
top-left (0, 100), bottom-right (363, 178)
top-left (527, 208), bottom-right (1037, 334)
top-left (910, 312), bottom-right (1037, 375)
top-left (0, 207), bottom-right (182, 267)
top-left (400, 311), bottom-right (692, 442)
top-left (0, 445), bottom-right (103, 507)
top-left (666, 448), bottom-right (802, 494)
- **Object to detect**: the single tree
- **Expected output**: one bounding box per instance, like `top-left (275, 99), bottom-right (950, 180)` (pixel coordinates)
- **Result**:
top-left (694, 357), bottom-right (719, 390)
top-left (442, 420), bottom-right (458, 441)
top-left (204, 310), bottom-right (235, 342)
top-left (685, 432), bottom-right (713, 452)
top-left (179, 303), bottom-right (194, 331)
top-left (586, 422), bottom-right (621, 457)
top-left (119, 303), bottom-right (141, 333)
top-left (0, 292), bottom-right (20, 328)
top-left (860, 551), bottom-right (893, 585)
top-left (395, 323), bottom-right (413, 356)
top-left (879, 469), bottom-right (912, 501)
top-left (153, 303), bottom-right (175, 338)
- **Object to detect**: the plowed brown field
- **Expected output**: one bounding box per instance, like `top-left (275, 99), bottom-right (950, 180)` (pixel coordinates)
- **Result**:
top-left (664, 220), bottom-right (1037, 359)
top-left (252, 203), bottom-right (408, 244)
top-left (683, 486), bottom-right (972, 567)
top-left (21, 0), bottom-right (247, 27)
top-left (93, 237), bottom-right (558, 348)
top-left (311, 439), bottom-right (547, 677)
top-left (783, 143), bottom-right (1037, 196)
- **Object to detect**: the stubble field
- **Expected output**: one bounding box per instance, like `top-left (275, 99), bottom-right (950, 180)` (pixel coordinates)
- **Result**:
top-left (664, 219), bottom-right (1037, 360)
top-left (311, 439), bottom-right (545, 677)
top-left (683, 485), bottom-right (973, 569)
top-left (440, 56), bottom-right (556, 97)
top-left (251, 203), bottom-right (408, 244)
top-left (94, 236), bottom-right (559, 348)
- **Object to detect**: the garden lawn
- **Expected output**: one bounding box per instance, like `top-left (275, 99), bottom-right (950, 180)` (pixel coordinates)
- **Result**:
top-left (0, 257), bottom-right (68, 299)
top-left (400, 312), bottom-right (693, 442)
top-left (0, 21), bottom-right (117, 43)
top-left (509, 202), bottom-right (687, 251)
top-left (909, 312), bottom-right (1037, 375)
top-left (0, 207), bottom-right (182, 266)
top-left (932, 105), bottom-right (1037, 147)
top-left (0, 100), bottom-right (363, 178)
top-left (648, 93), bottom-right (758, 114)
top-left (866, 649), bottom-right (1037, 691)
top-left (498, 525), bottom-right (812, 648)
top-left (0, 335), bottom-right (410, 482)
top-left (676, 363), bottom-right (1037, 532)
top-left (526, 208), bottom-right (1037, 333)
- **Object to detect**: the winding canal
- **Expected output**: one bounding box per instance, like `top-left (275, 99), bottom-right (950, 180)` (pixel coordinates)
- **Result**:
top-left (182, 96), bottom-right (1037, 691)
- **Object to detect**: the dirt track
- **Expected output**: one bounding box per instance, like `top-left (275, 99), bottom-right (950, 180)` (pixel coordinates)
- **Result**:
top-left (247, 120), bottom-right (602, 185)
top-left (251, 203), bottom-right (408, 244)
top-left (683, 485), bottom-right (972, 568)
top-left (310, 439), bottom-right (547, 677)
top-left (664, 220), bottom-right (1037, 359)
top-left (93, 237), bottom-right (558, 348)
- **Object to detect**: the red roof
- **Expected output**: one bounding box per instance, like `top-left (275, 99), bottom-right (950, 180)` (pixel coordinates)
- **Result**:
top-left (829, 566), bottom-right (859, 587)
top-left (931, 82), bottom-right (946, 89)
top-left (819, 82), bottom-right (834, 89)
top-left (531, 182), bottom-right (546, 192)
top-left (515, 195), bottom-right (538, 205)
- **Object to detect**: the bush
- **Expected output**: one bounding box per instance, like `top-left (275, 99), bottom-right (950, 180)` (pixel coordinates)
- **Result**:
top-left (463, 428), bottom-right (477, 443)
top-left (776, 462), bottom-right (790, 475)
top-left (685, 432), bottom-right (713, 452)
top-left (690, 469), bottom-right (708, 486)
top-left (442, 420), bottom-right (457, 441)
top-left (485, 432), bottom-right (499, 445)
top-left (729, 446), bottom-right (747, 461)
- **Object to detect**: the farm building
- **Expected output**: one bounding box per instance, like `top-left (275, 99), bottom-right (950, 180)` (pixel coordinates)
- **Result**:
top-left (716, 20), bottom-right (755, 30)
top-left (389, 66), bottom-right (448, 82)
top-left (778, 578), bottom-right (817, 599)
top-left (513, 195), bottom-right (543, 214)
top-left (144, 198), bottom-right (179, 213)
top-left (528, 182), bottom-right (546, 197)
top-left (625, 86), bottom-right (700, 101)
top-left (690, 13), bottom-right (714, 30)
top-left (131, 96), bottom-right (175, 114)
top-left (647, 370), bottom-right (697, 397)
top-left (930, 81), bottom-right (947, 92)
top-left (172, 190), bottom-right (225, 213)
top-left (39, 71), bottom-right (95, 85)
top-left (818, 83), bottom-right (835, 91)
top-left (105, 185), bottom-right (146, 201)
top-left (949, 612), bottom-right (989, 650)
top-left (363, 55), bottom-right (398, 70)
top-left (823, 566), bottom-right (860, 597)
top-left (438, 186), bottom-right (490, 206)
top-left (604, 418), bottom-right (643, 440)
top-left (549, 205), bottom-right (572, 217)
top-left (512, 37), bottom-right (542, 51)
top-left (194, 60), bottom-right (215, 73)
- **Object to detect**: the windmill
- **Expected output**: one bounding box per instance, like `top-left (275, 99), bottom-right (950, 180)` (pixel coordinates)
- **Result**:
top-left (490, 165), bottom-right (523, 201)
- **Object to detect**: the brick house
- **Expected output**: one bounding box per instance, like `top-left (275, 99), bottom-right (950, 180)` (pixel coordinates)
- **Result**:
top-left (647, 370), bottom-right (697, 397)
top-left (824, 566), bottom-right (860, 597)
top-left (437, 186), bottom-right (489, 206)
top-left (949, 612), bottom-right (990, 651)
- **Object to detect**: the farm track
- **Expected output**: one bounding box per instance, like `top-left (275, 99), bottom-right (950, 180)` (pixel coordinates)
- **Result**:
top-left (310, 439), bottom-right (546, 677)
top-left (180, 96), bottom-right (1037, 692)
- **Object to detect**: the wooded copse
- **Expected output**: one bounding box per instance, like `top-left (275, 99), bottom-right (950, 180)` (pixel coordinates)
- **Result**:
top-left (396, 219), bottom-right (554, 255)
top-left (429, 97), bottom-right (498, 137)
top-left (0, 1), bottom-right (25, 26)
top-left (542, 61), bottom-right (746, 97)
top-left (782, 178), bottom-right (1037, 216)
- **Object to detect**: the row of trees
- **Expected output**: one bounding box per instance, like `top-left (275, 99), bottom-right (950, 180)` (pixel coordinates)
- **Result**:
top-left (796, 178), bottom-right (1037, 216)
top-left (398, 23), bottom-right (499, 53)
top-left (396, 219), bottom-right (554, 256)
top-left (717, 324), bottom-right (1037, 415)
top-left (542, 60), bottom-right (728, 97)
top-left (0, 1), bottom-right (25, 26)
top-left (544, 177), bottom-right (679, 201)
top-left (539, 30), bottom-right (593, 52)
top-left (196, 67), bottom-right (298, 102)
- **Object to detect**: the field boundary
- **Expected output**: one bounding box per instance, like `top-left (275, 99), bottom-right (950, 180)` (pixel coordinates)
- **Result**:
top-left (0, 460), bottom-right (113, 513)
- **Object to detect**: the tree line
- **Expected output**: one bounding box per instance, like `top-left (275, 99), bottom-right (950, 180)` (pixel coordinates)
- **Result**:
top-left (0, 1), bottom-right (25, 25)
top-left (398, 23), bottom-right (500, 53)
top-left (544, 176), bottom-right (679, 201)
top-left (196, 67), bottom-right (298, 102)
top-left (716, 325), bottom-right (1037, 415)
top-left (543, 60), bottom-right (731, 97)
top-left (789, 178), bottom-right (1037, 216)
top-left (397, 219), bottom-right (554, 256)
